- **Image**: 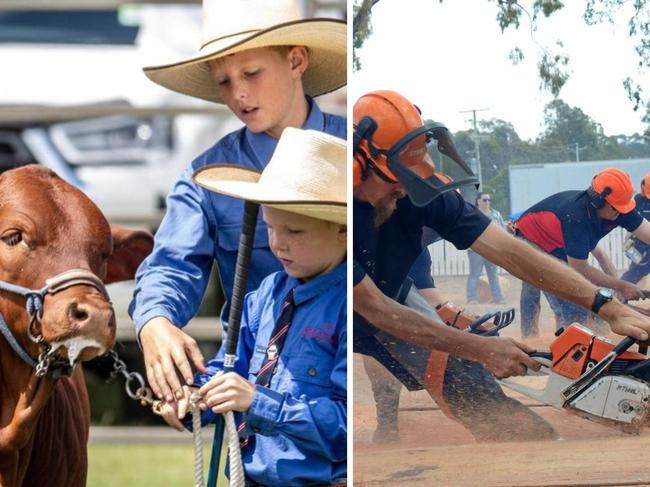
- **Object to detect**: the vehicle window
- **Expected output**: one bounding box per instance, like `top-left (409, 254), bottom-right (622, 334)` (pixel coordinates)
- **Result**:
top-left (0, 10), bottom-right (139, 45)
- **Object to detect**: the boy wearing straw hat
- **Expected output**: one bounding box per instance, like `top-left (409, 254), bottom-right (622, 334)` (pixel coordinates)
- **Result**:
top-left (160, 128), bottom-right (347, 486)
top-left (129, 0), bottom-right (346, 404)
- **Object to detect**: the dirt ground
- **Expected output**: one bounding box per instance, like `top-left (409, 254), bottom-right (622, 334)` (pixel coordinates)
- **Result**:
top-left (353, 274), bottom-right (650, 486)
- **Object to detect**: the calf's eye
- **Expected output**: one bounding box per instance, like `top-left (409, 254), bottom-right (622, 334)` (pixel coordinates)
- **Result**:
top-left (2, 232), bottom-right (23, 246)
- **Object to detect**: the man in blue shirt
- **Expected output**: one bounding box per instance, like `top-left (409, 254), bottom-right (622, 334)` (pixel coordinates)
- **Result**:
top-left (160, 128), bottom-right (347, 486)
top-left (516, 168), bottom-right (650, 337)
top-left (622, 173), bottom-right (650, 285)
top-left (352, 90), bottom-right (650, 442)
top-left (129, 0), bottom-right (346, 404)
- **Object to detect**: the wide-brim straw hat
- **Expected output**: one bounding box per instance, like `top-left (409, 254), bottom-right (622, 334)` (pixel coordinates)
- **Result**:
top-left (194, 128), bottom-right (346, 224)
top-left (143, 0), bottom-right (346, 103)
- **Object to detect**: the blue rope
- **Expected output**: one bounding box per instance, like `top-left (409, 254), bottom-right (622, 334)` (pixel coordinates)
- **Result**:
top-left (0, 312), bottom-right (37, 367)
top-left (0, 281), bottom-right (47, 368)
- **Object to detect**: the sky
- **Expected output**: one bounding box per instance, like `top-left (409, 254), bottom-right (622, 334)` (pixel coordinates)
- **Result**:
top-left (352, 0), bottom-right (650, 140)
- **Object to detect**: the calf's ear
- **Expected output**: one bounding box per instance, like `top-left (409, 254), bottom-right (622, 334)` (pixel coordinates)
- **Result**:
top-left (105, 226), bottom-right (154, 284)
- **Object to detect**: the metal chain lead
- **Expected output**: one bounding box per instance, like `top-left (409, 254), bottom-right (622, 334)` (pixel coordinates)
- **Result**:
top-left (107, 350), bottom-right (162, 415)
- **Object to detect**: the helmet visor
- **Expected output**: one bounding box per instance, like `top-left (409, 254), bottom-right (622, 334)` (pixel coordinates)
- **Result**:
top-left (385, 122), bottom-right (479, 207)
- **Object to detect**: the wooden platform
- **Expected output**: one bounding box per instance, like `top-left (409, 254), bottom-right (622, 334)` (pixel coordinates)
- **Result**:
top-left (353, 354), bottom-right (650, 486)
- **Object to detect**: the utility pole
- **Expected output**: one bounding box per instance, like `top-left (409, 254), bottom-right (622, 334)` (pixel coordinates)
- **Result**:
top-left (573, 142), bottom-right (586, 162)
top-left (460, 108), bottom-right (488, 186)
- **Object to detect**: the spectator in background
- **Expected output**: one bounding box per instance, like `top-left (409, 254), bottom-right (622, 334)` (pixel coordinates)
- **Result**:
top-left (622, 173), bottom-right (650, 285)
top-left (466, 192), bottom-right (506, 304)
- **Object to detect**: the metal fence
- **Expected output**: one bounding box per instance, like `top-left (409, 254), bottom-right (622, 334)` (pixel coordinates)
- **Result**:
top-left (429, 227), bottom-right (628, 276)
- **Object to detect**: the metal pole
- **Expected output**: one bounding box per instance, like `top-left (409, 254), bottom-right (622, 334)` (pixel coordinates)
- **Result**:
top-left (207, 201), bottom-right (260, 487)
top-left (460, 108), bottom-right (488, 187)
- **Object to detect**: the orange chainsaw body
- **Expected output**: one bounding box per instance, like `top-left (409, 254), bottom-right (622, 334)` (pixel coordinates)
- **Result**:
top-left (550, 323), bottom-right (646, 380)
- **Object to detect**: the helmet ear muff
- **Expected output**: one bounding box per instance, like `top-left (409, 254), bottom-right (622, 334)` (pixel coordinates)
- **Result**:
top-left (353, 116), bottom-right (380, 187)
top-left (587, 185), bottom-right (612, 209)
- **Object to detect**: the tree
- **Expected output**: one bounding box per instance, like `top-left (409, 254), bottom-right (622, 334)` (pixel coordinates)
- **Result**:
top-left (353, 0), bottom-right (650, 135)
top-left (445, 99), bottom-right (650, 213)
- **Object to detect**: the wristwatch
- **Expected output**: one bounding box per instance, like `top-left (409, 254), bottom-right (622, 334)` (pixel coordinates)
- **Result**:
top-left (591, 288), bottom-right (615, 314)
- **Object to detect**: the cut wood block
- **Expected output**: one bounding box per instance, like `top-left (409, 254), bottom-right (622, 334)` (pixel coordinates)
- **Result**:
top-left (354, 436), bottom-right (650, 486)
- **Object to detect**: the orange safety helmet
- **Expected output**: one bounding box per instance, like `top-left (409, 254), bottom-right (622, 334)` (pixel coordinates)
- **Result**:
top-left (641, 172), bottom-right (650, 199)
top-left (588, 167), bottom-right (636, 213)
top-left (353, 90), bottom-right (429, 185)
top-left (353, 89), bottom-right (478, 207)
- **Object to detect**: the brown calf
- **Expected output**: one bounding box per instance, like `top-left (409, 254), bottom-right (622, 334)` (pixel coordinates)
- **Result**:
top-left (0, 165), bottom-right (153, 486)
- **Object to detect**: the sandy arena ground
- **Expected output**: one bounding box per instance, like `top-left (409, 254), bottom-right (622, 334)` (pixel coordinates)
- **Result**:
top-left (354, 274), bottom-right (650, 486)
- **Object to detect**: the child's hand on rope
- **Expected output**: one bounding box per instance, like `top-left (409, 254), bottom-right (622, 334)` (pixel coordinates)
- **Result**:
top-left (158, 385), bottom-right (197, 432)
top-left (198, 372), bottom-right (256, 414)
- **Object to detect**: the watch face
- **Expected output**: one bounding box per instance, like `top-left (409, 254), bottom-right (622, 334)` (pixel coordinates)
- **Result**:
top-left (600, 288), bottom-right (615, 299)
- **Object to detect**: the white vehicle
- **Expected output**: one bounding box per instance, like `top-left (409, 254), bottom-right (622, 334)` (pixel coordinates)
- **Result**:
top-left (0, 5), bottom-right (241, 229)
top-left (0, 4), bottom-right (345, 230)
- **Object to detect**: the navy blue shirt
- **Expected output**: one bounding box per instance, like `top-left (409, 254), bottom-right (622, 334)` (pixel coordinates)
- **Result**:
top-left (353, 190), bottom-right (490, 337)
top-left (631, 193), bottom-right (650, 253)
top-left (129, 98), bottom-right (346, 335)
top-left (517, 190), bottom-right (643, 261)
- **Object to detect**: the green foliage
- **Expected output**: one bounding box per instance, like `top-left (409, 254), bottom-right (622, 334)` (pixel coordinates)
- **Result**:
top-left (449, 98), bottom-right (650, 214)
top-left (352, 0), bottom-right (650, 132)
top-left (88, 444), bottom-right (210, 486)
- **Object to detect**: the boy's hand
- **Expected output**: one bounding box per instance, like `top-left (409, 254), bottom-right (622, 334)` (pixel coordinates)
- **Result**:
top-left (198, 372), bottom-right (256, 414)
top-left (158, 385), bottom-right (198, 432)
top-left (139, 316), bottom-right (206, 403)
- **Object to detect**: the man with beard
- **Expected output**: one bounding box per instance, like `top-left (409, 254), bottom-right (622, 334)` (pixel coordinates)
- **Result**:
top-left (352, 89), bottom-right (650, 441)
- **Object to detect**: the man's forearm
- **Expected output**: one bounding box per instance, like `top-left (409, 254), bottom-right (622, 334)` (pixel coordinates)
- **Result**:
top-left (353, 276), bottom-right (486, 360)
top-left (572, 262), bottom-right (626, 292)
top-left (472, 224), bottom-right (596, 309)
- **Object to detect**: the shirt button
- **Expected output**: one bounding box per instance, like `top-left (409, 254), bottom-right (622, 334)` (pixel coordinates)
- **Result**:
top-left (308, 367), bottom-right (317, 377)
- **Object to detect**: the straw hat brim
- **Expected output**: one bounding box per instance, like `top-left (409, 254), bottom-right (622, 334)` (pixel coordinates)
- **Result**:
top-left (144, 19), bottom-right (346, 103)
top-left (194, 165), bottom-right (346, 225)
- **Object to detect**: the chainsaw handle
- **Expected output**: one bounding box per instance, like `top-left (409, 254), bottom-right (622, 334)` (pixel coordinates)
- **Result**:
top-left (527, 351), bottom-right (552, 369)
top-left (613, 336), bottom-right (636, 355)
top-left (468, 308), bottom-right (515, 336)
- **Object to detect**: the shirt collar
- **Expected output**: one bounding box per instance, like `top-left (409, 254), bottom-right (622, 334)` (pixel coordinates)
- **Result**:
top-left (245, 96), bottom-right (323, 166)
top-left (286, 260), bottom-right (346, 306)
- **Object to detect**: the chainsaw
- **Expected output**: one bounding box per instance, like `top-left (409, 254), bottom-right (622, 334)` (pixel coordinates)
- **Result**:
top-left (499, 323), bottom-right (650, 433)
top-left (435, 301), bottom-right (515, 336)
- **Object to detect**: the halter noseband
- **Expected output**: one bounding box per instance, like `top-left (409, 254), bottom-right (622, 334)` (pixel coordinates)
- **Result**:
top-left (0, 269), bottom-right (109, 379)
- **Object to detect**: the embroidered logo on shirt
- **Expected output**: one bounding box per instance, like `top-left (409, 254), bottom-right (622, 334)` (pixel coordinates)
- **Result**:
top-left (300, 322), bottom-right (336, 346)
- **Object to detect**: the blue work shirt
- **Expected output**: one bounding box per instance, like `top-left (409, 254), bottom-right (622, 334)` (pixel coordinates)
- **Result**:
top-left (630, 193), bottom-right (650, 253)
top-left (129, 98), bottom-right (346, 335)
top-left (194, 262), bottom-right (347, 486)
top-left (517, 190), bottom-right (643, 261)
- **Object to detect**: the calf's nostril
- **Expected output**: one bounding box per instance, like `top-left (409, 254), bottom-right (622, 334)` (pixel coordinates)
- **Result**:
top-left (68, 302), bottom-right (89, 323)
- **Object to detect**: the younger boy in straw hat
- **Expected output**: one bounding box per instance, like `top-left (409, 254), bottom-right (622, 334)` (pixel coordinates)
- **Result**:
top-left (160, 128), bottom-right (347, 486)
top-left (129, 0), bottom-right (346, 404)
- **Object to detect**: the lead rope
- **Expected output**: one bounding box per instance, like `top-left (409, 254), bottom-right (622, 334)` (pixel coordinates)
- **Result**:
top-left (189, 394), bottom-right (244, 487)
top-left (190, 393), bottom-right (205, 487)
top-left (224, 410), bottom-right (245, 487)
